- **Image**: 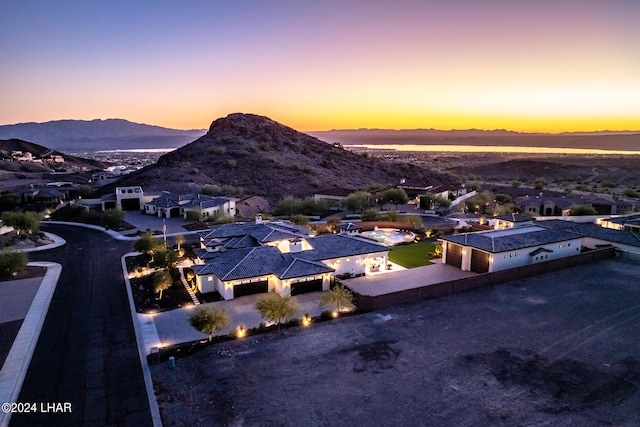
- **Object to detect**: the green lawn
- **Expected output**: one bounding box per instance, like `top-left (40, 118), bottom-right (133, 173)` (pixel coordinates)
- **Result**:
top-left (388, 241), bottom-right (438, 268)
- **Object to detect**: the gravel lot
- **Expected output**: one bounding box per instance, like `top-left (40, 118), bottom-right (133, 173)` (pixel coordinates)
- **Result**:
top-left (152, 258), bottom-right (640, 426)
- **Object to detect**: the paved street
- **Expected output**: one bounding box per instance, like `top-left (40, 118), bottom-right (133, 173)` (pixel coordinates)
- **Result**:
top-left (10, 225), bottom-right (153, 426)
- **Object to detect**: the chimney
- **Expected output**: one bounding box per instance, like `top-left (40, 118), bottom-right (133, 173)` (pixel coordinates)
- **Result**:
top-left (255, 213), bottom-right (263, 224)
top-left (400, 178), bottom-right (406, 185)
top-left (289, 238), bottom-right (303, 253)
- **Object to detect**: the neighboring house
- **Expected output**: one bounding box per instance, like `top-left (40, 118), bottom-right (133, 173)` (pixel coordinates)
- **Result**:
top-left (492, 213), bottom-right (534, 230)
top-left (430, 183), bottom-right (467, 200)
top-left (515, 194), bottom-right (631, 216)
top-left (21, 187), bottom-right (67, 205)
top-left (398, 179), bottom-right (432, 199)
top-left (90, 172), bottom-right (120, 187)
top-left (537, 219), bottom-right (640, 255)
top-left (144, 192), bottom-right (235, 219)
top-left (13, 151), bottom-right (34, 162)
top-left (102, 186), bottom-right (144, 211)
top-left (234, 195), bottom-right (270, 220)
top-left (313, 188), bottom-right (354, 210)
top-left (441, 225), bottom-right (583, 273)
top-left (47, 154), bottom-right (64, 163)
top-left (599, 213), bottom-right (640, 233)
top-left (192, 219), bottom-right (389, 299)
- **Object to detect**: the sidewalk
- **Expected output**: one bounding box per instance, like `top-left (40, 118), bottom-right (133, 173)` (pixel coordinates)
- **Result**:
top-left (0, 262), bottom-right (61, 427)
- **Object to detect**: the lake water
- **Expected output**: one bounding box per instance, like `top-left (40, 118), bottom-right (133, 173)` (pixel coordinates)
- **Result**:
top-left (345, 144), bottom-right (640, 155)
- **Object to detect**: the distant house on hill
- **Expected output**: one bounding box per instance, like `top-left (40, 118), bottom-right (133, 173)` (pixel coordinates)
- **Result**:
top-left (144, 192), bottom-right (235, 220)
top-left (515, 193), bottom-right (631, 216)
top-left (192, 218), bottom-right (388, 299)
top-left (21, 187), bottom-right (67, 205)
top-left (102, 186), bottom-right (144, 211)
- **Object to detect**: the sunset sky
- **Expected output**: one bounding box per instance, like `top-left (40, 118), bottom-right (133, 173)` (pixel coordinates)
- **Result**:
top-left (1, 1), bottom-right (638, 132)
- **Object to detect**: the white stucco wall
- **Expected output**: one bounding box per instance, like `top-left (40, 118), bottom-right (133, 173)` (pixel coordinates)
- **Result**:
top-left (487, 238), bottom-right (583, 272)
top-left (321, 251), bottom-right (388, 276)
top-left (581, 237), bottom-right (640, 255)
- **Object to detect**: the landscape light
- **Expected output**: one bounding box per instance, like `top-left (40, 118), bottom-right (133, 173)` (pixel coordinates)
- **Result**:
top-left (236, 325), bottom-right (246, 338)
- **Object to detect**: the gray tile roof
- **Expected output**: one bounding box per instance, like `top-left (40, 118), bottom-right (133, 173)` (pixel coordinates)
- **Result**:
top-left (494, 213), bottom-right (533, 223)
top-left (192, 246), bottom-right (333, 281)
top-left (200, 221), bottom-right (310, 243)
top-left (295, 234), bottom-right (388, 261)
top-left (442, 226), bottom-right (582, 253)
top-left (536, 220), bottom-right (640, 248)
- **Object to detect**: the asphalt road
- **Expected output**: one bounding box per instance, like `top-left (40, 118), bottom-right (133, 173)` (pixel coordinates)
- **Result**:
top-left (10, 224), bottom-right (153, 426)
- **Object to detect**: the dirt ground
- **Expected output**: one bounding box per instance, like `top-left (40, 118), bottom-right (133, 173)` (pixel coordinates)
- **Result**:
top-left (152, 258), bottom-right (640, 426)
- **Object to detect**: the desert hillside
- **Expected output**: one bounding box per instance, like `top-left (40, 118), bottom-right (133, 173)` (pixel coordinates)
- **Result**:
top-left (109, 113), bottom-right (457, 201)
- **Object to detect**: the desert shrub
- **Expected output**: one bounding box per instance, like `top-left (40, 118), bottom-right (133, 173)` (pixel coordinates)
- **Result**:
top-left (201, 185), bottom-right (223, 196)
top-left (361, 210), bottom-right (379, 221)
top-left (623, 188), bottom-right (639, 198)
top-left (210, 146), bottom-right (226, 155)
top-left (569, 205), bottom-right (597, 216)
top-left (226, 159), bottom-right (237, 168)
top-left (289, 214), bottom-right (309, 225)
top-left (533, 178), bottom-right (547, 190)
top-left (103, 208), bottom-right (124, 229)
top-left (0, 249), bottom-right (27, 277)
top-left (511, 180), bottom-right (521, 188)
top-left (189, 168), bottom-right (200, 175)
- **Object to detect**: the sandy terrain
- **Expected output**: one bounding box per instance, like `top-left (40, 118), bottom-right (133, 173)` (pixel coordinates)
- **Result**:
top-left (151, 258), bottom-right (640, 426)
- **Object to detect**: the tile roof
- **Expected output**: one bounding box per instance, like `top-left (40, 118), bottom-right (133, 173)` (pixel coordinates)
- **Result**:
top-left (200, 221), bottom-right (310, 242)
top-left (442, 226), bottom-right (582, 253)
top-left (494, 213), bottom-right (533, 223)
top-left (294, 234), bottom-right (388, 261)
top-left (536, 220), bottom-right (640, 248)
top-left (192, 246), bottom-right (333, 281)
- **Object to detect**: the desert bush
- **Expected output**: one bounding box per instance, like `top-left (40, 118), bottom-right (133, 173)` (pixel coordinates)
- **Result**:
top-left (0, 249), bottom-right (27, 277)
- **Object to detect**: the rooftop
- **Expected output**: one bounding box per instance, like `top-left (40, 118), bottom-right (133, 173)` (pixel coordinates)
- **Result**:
top-left (442, 225), bottom-right (582, 253)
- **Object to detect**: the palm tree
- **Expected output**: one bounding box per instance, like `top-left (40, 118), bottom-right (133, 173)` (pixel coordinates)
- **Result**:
top-left (320, 285), bottom-right (355, 313)
top-left (254, 292), bottom-right (298, 329)
top-left (189, 306), bottom-right (230, 341)
top-left (174, 234), bottom-right (185, 254)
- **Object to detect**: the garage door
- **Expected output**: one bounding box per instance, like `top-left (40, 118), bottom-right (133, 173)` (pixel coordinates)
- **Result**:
top-left (291, 279), bottom-right (323, 296)
top-left (445, 243), bottom-right (463, 268)
top-left (121, 198), bottom-right (141, 211)
top-left (470, 249), bottom-right (490, 273)
top-left (233, 280), bottom-right (268, 298)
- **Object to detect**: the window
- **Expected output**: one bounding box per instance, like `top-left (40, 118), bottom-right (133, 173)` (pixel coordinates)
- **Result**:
top-left (207, 276), bottom-right (213, 281)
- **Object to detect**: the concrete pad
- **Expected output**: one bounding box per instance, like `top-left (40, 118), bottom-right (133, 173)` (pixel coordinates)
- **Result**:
top-left (150, 292), bottom-right (327, 350)
top-left (343, 260), bottom-right (477, 297)
top-left (0, 277), bottom-right (43, 323)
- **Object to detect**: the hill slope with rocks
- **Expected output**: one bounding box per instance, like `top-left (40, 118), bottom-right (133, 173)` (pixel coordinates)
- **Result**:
top-left (0, 119), bottom-right (205, 152)
top-left (110, 113), bottom-right (457, 201)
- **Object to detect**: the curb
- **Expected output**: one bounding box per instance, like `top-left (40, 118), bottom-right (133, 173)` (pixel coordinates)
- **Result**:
top-left (121, 254), bottom-right (163, 427)
top-left (44, 220), bottom-right (202, 241)
top-left (0, 262), bottom-right (61, 427)
top-left (15, 232), bottom-right (66, 253)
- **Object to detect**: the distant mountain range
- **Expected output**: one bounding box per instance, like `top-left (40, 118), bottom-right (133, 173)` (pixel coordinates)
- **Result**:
top-left (307, 129), bottom-right (640, 151)
top-left (0, 119), bottom-right (206, 153)
top-left (106, 113), bottom-right (455, 201)
top-left (2, 118), bottom-right (638, 153)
